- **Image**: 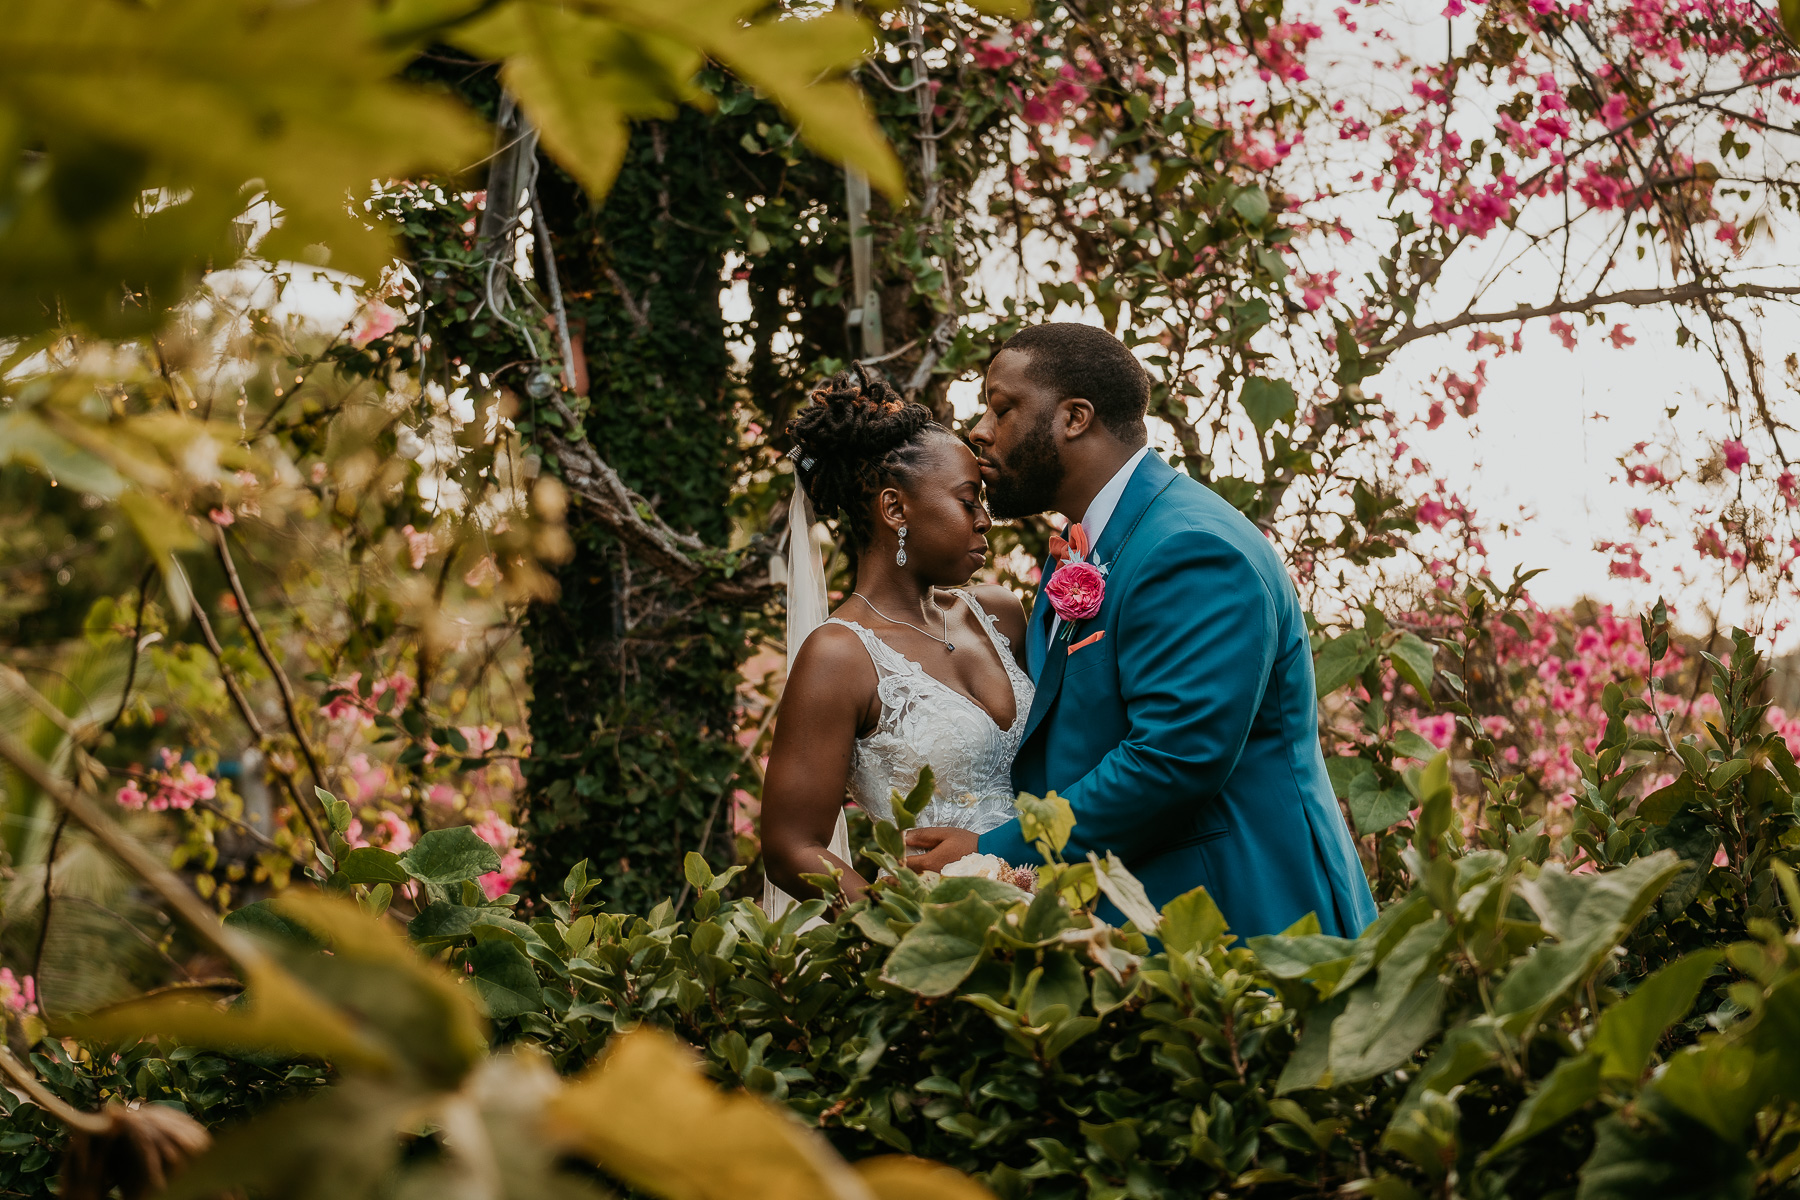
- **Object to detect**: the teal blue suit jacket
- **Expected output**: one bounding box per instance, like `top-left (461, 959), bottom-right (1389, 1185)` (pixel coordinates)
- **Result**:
top-left (978, 453), bottom-right (1378, 939)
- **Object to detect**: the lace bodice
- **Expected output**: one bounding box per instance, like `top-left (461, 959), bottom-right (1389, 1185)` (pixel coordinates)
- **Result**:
top-left (828, 590), bottom-right (1034, 835)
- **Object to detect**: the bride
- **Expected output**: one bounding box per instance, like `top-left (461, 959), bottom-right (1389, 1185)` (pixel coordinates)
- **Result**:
top-left (760, 366), bottom-right (1032, 913)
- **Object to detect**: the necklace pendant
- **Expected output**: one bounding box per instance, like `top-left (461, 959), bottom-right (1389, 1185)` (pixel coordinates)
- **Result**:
top-left (945, 641), bottom-right (955, 652)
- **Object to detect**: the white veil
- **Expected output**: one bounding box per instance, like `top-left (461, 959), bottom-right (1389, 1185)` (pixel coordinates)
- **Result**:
top-left (762, 465), bottom-right (853, 919)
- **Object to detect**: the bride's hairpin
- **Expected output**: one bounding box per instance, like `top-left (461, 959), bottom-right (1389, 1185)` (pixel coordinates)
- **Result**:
top-left (787, 445), bottom-right (816, 473)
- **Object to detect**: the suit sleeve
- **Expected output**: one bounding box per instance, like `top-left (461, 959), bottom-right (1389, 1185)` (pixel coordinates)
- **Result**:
top-left (979, 528), bottom-right (1278, 866)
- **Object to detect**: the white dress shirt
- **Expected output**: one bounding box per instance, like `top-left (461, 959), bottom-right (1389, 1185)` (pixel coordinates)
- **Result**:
top-left (1049, 445), bottom-right (1150, 640)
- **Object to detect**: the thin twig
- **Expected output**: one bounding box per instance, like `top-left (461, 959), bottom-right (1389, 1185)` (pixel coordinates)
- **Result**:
top-left (213, 530), bottom-right (328, 795)
top-left (188, 592), bottom-right (329, 847)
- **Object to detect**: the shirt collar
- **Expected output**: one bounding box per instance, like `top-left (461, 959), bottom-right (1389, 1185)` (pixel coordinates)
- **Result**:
top-left (1074, 445), bottom-right (1150, 549)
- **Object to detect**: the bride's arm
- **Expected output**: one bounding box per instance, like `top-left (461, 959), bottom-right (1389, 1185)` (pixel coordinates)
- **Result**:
top-left (761, 625), bottom-right (880, 905)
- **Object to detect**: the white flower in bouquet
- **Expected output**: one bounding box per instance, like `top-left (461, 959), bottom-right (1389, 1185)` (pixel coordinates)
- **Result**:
top-left (942, 852), bottom-right (1008, 881)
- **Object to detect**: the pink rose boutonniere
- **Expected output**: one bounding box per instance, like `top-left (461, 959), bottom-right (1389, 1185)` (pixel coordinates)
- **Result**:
top-left (1045, 521), bottom-right (1108, 635)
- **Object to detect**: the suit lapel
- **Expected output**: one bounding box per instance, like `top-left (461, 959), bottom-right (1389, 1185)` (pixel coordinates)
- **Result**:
top-left (1026, 563), bottom-right (1055, 678)
top-left (1016, 453), bottom-right (1178, 749)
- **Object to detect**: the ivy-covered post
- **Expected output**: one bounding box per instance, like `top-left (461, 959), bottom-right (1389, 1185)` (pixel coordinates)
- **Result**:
top-left (520, 111), bottom-right (751, 913)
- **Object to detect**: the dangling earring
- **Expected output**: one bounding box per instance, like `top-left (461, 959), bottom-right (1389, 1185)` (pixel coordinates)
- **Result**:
top-left (895, 525), bottom-right (909, 567)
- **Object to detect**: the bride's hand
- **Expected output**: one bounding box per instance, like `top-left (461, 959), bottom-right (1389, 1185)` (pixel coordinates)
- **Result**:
top-left (903, 826), bottom-right (978, 873)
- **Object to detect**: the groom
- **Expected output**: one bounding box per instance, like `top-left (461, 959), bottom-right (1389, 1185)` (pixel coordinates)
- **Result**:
top-left (905, 323), bottom-right (1377, 939)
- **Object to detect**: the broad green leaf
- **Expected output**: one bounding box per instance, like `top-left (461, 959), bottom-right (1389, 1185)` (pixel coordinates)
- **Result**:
top-left (1314, 631), bottom-right (1378, 697)
top-left (1232, 185), bottom-right (1271, 223)
top-left (336, 846), bottom-right (412, 886)
top-left (162, 1080), bottom-right (403, 1200)
top-left (1326, 755), bottom-right (1376, 798)
top-left (223, 899), bottom-right (326, 951)
top-left (684, 851), bottom-right (714, 891)
top-left (71, 891), bottom-right (485, 1080)
top-left (881, 893), bottom-right (998, 996)
top-left (1090, 851), bottom-right (1160, 933)
top-left (1589, 949), bottom-right (1722, 1081)
top-left (1390, 730), bottom-right (1441, 762)
top-left (1496, 853), bottom-right (1684, 1020)
top-left (1017, 790), bottom-right (1075, 859)
top-left (401, 825), bottom-right (503, 884)
top-left (454, 1), bottom-right (692, 200)
top-left (1327, 917), bottom-right (1450, 1084)
top-left (1577, 1094), bottom-right (1755, 1200)
top-left (1410, 752), bottom-right (1453, 846)
top-left (1349, 772), bottom-right (1415, 836)
top-left (711, 10), bottom-right (904, 199)
top-left (465, 938), bottom-right (541, 1019)
top-left (547, 1028), bottom-right (883, 1198)
top-left (1158, 886), bottom-right (1231, 955)
top-left (2, 0), bottom-right (486, 332)
top-left (1389, 633), bottom-right (1437, 700)
top-left (1238, 376), bottom-right (1297, 435)
top-left (1484, 1053), bottom-right (1601, 1159)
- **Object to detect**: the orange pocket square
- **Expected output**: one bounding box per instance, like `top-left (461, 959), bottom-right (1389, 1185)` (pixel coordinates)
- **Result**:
top-left (1067, 630), bottom-right (1106, 655)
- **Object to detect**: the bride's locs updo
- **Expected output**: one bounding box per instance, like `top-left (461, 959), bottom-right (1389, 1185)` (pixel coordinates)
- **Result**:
top-left (787, 366), bottom-right (948, 566)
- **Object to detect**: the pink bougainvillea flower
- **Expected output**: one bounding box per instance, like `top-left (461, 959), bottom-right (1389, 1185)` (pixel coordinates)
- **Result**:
top-left (116, 782), bottom-right (147, 810)
top-left (1722, 439), bottom-right (1748, 473)
top-left (351, 302), bottom-right (401, 347)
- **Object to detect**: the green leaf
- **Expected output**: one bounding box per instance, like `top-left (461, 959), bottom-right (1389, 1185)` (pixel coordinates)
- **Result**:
top-left (1390, 633), bottom-right (1437, 700)
top-left (1158, 886), bottom-right (1231, 955)
top-left (1238, 377), bottom-right (1297, 435)
top-left (1389, 730), bottom-right (1441, 762)
top-left (1484, 1053), bottom-right (1601, 1160)
top-left (1314, 631), bottom-right (1377, 698)
top-left (1410, 752), bottom-right (1453, 846)
top-left (1496, 853), bottom-right (1684, 1020)
top-left (335, 847), bottom-right (411, 887)
top-left (1577, 1094), bottom-right (1754, 1200)
top-left (1232, 185), bottom-right (1271, 223)
top-left (1590, 949), bottom-right (1723, 1082)
top-left (1016, 790), bottom-right (1075, 860)
top-left (891, 765), bottom-right (937, 832)
top-left (880, 893), bottom-right (998, 997)
top-left (1328, 918), bottom-right (1450, 1084)
top-left (222, 899), bottom-right (325, 952)
top-left (400, 825), bottom-right (503, 885)
top-left (1638, 773), bottom-right (1697, 825)
top-left (1090, 851), bottom-right (1160, 933)
top-left (1326, 755), bottom-right (1376, 798)
top-left (683, 851), bottom-right (714, 891)
top-left (465, 938), bottom-right (541, 1019)
top-left (1350, 772), bottom-right (1415, 836)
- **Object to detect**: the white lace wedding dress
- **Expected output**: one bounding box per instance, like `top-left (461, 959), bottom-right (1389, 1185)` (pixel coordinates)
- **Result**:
top-left (762, 589), bottom-right (1034, 917)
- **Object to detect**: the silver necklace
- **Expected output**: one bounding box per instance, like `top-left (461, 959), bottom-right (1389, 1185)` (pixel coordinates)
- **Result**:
top-left (854, 592), bottom-right (955, 652)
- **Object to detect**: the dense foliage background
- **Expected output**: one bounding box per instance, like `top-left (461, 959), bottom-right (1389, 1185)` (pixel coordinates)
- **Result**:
top-left (5, 0), bottom-right (1800, 1194)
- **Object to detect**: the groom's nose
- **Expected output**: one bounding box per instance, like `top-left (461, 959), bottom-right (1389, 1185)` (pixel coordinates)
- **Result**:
top-left (969, 410), bottom-right (994, 449)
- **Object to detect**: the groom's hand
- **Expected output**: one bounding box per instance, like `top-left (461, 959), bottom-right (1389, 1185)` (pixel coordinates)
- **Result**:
top-left (904, 827), bottom-right (978, 873)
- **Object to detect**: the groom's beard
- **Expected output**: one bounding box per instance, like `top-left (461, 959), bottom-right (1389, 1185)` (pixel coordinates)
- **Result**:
top-left (983, 412), bottom-right (1065, 520)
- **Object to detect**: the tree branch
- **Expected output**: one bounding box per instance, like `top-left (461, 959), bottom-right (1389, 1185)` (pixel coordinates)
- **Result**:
top-left (1385, 281), bottom-right (1800, 351)
top-left (540, 395), bottom-right (778, 605)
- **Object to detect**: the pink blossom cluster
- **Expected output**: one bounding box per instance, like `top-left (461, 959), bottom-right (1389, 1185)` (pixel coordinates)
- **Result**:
top-left (115, 749), bottom-right (217, 812)
top-left (0, 968), bottom-right (36, 1016)
top-left (473, 810), bottom-right (526, 900)
top-left (318, 671), bottom-right (417, 725)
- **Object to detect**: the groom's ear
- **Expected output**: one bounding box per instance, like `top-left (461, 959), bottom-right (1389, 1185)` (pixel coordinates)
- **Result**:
top-left (1058, 396), bottom-right (1098, 441)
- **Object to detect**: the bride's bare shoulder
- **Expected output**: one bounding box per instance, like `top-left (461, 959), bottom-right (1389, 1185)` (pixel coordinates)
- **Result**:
top-left (788, 622), bottom-right (876, 690)
top-left (967, 583), bottom-right (1027, 643)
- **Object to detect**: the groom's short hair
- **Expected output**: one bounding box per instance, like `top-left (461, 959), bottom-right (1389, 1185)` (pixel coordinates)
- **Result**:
top-left (997, 323), bottom-right (1149, 444)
